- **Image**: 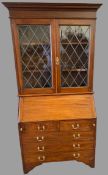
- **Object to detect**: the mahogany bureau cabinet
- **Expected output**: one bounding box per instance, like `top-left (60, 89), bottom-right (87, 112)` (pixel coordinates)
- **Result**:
top-left (3, 2), bottom-right (102, 174)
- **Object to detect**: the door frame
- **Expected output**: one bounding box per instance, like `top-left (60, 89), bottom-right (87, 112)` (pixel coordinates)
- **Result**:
top-left (11, 18), bottom-right (56, 95)
top-left (55, 19), bottom-right (96, 93)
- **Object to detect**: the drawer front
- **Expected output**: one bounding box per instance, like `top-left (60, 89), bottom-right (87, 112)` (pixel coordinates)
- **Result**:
top-left (22, 149), bottom-right (95, 165)
top-left (60, 119), bottom-right (96, 131)
top-left (19, 121), bottom-right (59, 136)
top-left (36, 150), bottom-right (95, 163)
top-left (21, 140), bottom-right (95, 154)
top-left (20, 130), bottom-right (96, 144)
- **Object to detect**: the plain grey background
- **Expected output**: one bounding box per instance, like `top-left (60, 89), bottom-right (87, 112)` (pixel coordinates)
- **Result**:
top-left (0, 0), bottom-right (107, 175)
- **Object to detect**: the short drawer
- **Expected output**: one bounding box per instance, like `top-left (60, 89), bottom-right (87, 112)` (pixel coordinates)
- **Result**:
top-left (19, 121), bottom-right (59, 136)
top-left (60, 119), bottom-right (96, 131)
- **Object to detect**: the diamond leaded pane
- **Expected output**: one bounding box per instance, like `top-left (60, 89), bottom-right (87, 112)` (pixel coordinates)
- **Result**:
top-left (60, 25), bottom-right (90, 87)
top-left (18, 25), bottom-right (52, 88)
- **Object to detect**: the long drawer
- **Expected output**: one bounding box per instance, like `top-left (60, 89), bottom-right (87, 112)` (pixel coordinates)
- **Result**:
top-left (23, 150), bottom-right (95, 165)
top-left (21, 131), bottom-right (96, 143)
top-left (22, 139), bottom-right (95, 153)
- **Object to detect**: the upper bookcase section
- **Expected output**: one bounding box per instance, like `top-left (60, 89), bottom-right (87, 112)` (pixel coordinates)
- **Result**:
top-left (3, 2), bottom-right (102, 19)
top-left (3, 3), bottom-right (102, 95)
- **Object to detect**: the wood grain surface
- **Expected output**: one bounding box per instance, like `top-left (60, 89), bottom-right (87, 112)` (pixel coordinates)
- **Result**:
top-left (19, 94), bottom-right (96, 122)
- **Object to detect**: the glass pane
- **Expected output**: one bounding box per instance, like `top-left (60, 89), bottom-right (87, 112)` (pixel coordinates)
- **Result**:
top-left (60, 25), bottom-right (90, 87)
top-left (18, 25), bottom-right (52, 88)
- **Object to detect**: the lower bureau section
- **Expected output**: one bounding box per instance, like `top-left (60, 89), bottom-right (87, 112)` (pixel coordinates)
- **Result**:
top-left (19, 118), bottom-right (96, 174)
top-left (23, 150), bottom-right (95, 174)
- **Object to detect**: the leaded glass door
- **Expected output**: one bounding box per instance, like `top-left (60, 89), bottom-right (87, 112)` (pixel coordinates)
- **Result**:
top-left (56, 20), bottom-right (95, 93)
top-left (13, 19), bottom-right (95, 94)
top-left (14, 19), bottom-right (56, 94)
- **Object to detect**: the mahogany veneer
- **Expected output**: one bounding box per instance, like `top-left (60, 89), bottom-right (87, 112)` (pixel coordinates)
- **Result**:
top-left (19, 95), bottom-right (96, 122)
top-left (3, 2), bottom-right (102, 174)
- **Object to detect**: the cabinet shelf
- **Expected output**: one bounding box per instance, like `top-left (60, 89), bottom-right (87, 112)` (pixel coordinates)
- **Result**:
top-left (23, 68), bottom-right (87, 73)
top-left (22, 42), bottom-right (50, 46)
top-left (21, 42), bottom-right (88, 46)
top-left (23, 69), bottom-right (51, 73)
top-left (61, 42), bottom-right (88, 45)
top-left (62, 68), bottom-right (87, 72)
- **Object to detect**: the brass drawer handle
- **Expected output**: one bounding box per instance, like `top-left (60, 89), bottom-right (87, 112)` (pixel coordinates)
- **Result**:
top-left (73, 133), bottom-right (80, 139)
top-left (73, 143), bottom-right (80, 148)
top-left (72, 123), bottom-right (80, 129)
top-left (38, 156), bottom-right (45, 161)
top-left (36, 136), bottom-right (44, 142)
top-left (37, 146), bottom-right (45, 152)
top-left (93, 123), bottom-right (96, 127)
top-left (20, 127), bottom-right (23, 132)
top-left (37, 125), bottom-right (45, 131)
top-left (73, 153), bottom-right (80, 159)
